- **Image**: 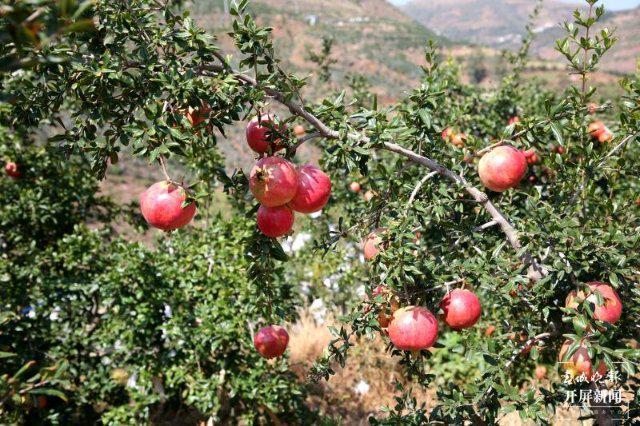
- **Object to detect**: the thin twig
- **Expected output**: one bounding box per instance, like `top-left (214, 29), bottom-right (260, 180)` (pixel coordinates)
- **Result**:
top-left (158, 155), bottom-right (171, 181)
top-left (473, 220), bottom-right (498, 232)
top-left (404, 171), bottom-right (438, 215)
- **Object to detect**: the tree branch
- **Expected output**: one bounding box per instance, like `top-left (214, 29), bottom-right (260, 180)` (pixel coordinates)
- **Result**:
top-left (202, 62), bottom-right (547, 282)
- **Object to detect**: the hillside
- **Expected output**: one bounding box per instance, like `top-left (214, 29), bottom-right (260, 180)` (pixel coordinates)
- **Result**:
top-left (398, 0), bottom-right (581, 48)
top-left (398, 0), bottom-right (639, 75)
top-left (193, 0), bottom-right (448, 101)
top-left (533, 6), bottom-right (640, 75)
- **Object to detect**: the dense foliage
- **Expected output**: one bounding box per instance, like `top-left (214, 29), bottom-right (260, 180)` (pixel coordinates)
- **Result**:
top-left (1, 0), bottom-right (639, 424)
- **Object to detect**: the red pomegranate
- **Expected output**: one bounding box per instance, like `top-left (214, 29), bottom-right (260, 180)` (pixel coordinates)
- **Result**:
top-left (288, 164), bottom-right (332, 213)
top-left (559, 339), bottom-right (607, 379)
top-left (388, 306), bottom-right (439, 351)
top-left (589, 282), bottom-right (622, 324)
top-left (257, 205), bottom-right (294, 238)
top-left (254, 325), bottom-right (289, 358)
top-left (249, 157), bottom-right (299, 207)
top-left (523, 149), bottom-right (540, 165)
top-left (246, 115), bottom-right (286, 154)
top-left (598, 128), bottom-right (613, 143)
top-left (350, 181), bottom-right (361, 193)
top-left (140, 181), bottom-right (197, 231)
top-left (362, 228), bottom-right (386, 260)
top-left (5, 162), bottom-right (20, 178)
top-left (508, 116), bottom-right (520, 126)
top-left (478, 145), bottom-right (528, 192)
top-left (589, 121), bottom-right (606, 139)
top-left (439, 289), bottom-right (482, 330)
top-left (185, 103), bottom-right (212, 132)
top-left (441, 127), bottom-right (453, 141)
top-left (565, 282), bottom-right (622, 324)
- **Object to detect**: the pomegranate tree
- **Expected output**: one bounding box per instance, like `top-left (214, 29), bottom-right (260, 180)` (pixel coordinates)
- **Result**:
top-left (140, 181), bottom-right (197, 231)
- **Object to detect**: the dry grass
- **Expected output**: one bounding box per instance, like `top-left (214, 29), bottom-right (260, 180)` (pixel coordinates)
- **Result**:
top-left (288, 310), bottom-right (435, 424)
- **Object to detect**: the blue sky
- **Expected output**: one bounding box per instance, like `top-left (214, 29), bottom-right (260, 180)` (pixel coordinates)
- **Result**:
top-left (389, 0), bottom-right (640, 10)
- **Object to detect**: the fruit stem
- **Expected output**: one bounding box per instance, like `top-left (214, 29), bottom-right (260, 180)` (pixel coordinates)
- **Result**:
top-left (158, 155), bottom-right (172, 182)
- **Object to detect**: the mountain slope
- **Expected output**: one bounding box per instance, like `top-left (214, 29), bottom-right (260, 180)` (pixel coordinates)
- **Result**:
top-left (398, 0), bottom-right (582, 48)
top-left (193, 0), bottom-right (448, 100)
top-left (533, 6), bottom-right (640, 75)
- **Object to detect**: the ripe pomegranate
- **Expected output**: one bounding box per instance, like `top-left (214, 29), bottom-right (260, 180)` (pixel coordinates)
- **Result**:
top-left (254, 325), bottom-right (289, 359)
top-left (442, 128), bottom-right (465, 147)
top-left (5, 161), bottom-right (20, 178)
top-left (362, 228), bottom-right (386, 260)
top-left (559, 339), bottom-right (607, 379)
top-left (439, 289), bottom-right (482, 330)
top-left (485, 325), bottom-right (496, 336)
top-left (246, 115), bottom-right (286, 154)
top-left (565, 282), bottom-right (622, 324)
top-left (523, 149), bottom-right (540, 165)
top-left (363, 190), bottom-right (376, 202)
top-left (388, 306), bottom-right (439, 351)
top-left (288, 164), bottom-right (332, 213)
top-left (185, 103), bottom-right (212, 132)
top-left (588, 121), bottom-right (606, 139)
top-left (370, 286), bottom-right (400, 328)
top-left (508, 116), bottom-right (520, 126)
top-left (535, 365), bottom-right (547, 380)
top-left (350, 181), bottom-right (361, 193)
top-left (257, 205), bottom-right (294, 238)
top-left (451, 133), bottom-right (466, 148)
top-left (249, 157), bottom-right (299, 207)
top-left (35, 396), bottom-right (47, 409)
top-left (140, 181), bottom-right (197, 231)
top-left (478, 145), bottom-right (528, 192)
top-left (598, 128), bottom-right (613, 143)
top-left (553, 145), bottom-right (566, 155)
top-left (441, 127), bottom-right (453, 141)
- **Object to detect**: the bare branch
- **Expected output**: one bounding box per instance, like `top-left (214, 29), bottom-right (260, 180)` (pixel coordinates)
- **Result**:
top-left (473, 220), bottom-right (498, 232)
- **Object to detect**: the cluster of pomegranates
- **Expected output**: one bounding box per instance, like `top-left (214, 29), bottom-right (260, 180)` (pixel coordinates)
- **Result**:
top-left (361, 227), bottom-right (624, 378)
top-left (349, 180), bottom-right (378, 203)
top-left (4, 161), bottom-right (20, 178)
top-left (247, 115), bottom-right (332, 238)
top-left (366, 284), bottom-right (482, 352)
top-left (559, 282), bottom-right (622, 379)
